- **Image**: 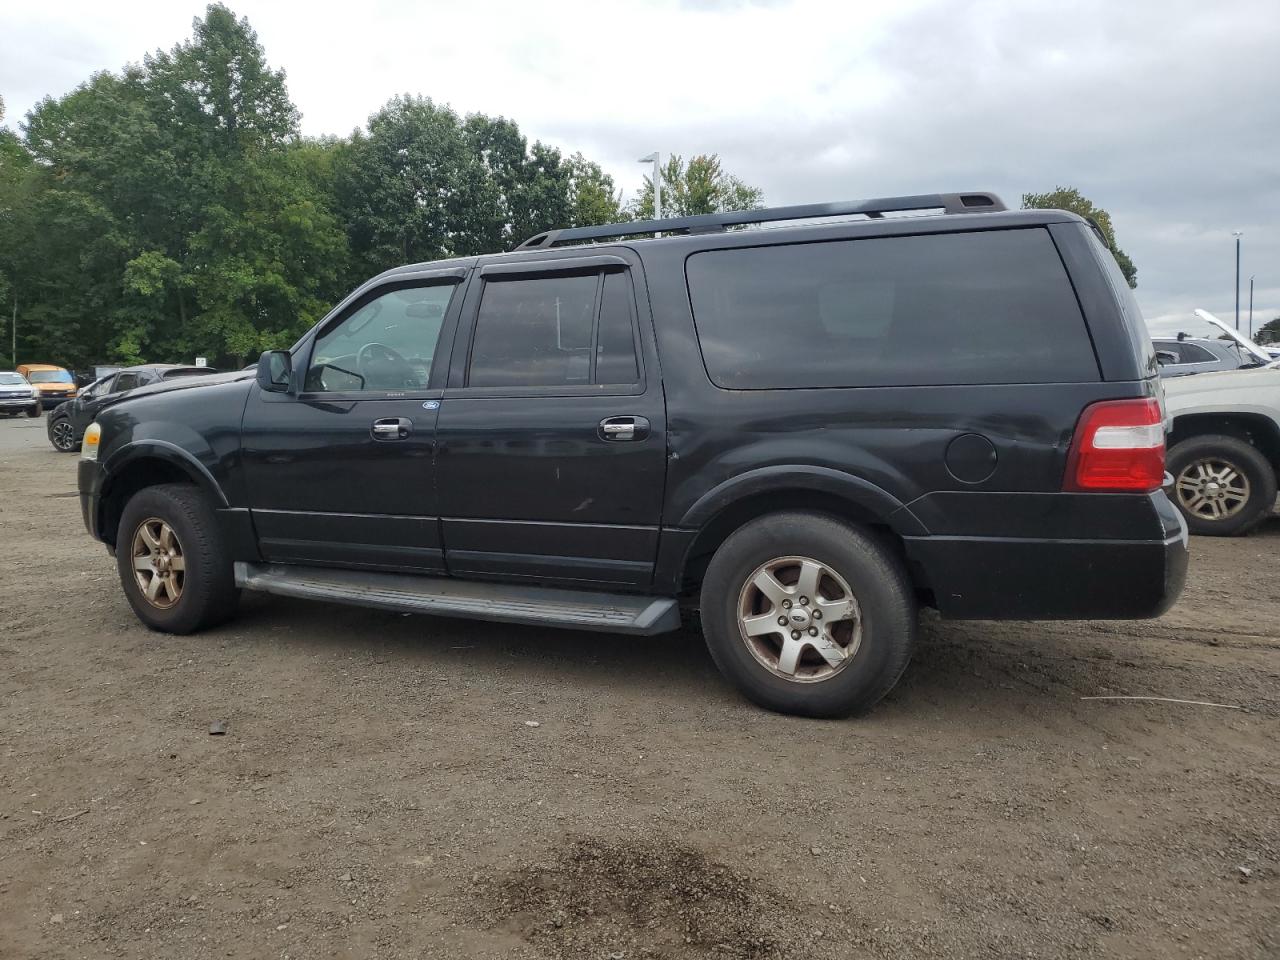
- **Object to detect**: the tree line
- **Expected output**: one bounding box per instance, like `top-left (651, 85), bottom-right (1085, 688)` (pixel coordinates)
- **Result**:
top-left (0, 5), bottom-right (763, 370)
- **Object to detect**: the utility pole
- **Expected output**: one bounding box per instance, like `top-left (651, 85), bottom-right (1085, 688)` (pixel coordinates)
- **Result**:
top-left (1248, 275), bottom-right (1254, 337)
top-left (10, 295), bottom-right (14, 367)
top-left (1232, 230), bottom-right (1243, 330)
top-left (638, 152), bottom-right (661, 225)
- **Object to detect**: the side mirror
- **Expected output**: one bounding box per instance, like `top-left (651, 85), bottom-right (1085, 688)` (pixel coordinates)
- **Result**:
top-left (257, 350), bottom-right (293, 393)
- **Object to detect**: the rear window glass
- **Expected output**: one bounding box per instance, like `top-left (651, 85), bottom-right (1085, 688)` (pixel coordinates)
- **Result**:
top-left (686, 228), bottom-right (1099, 389)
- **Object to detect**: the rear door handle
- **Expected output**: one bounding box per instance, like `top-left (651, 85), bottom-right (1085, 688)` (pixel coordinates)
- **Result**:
top-left (371, 417), bottom-right (412, 441)
top-left (599, 416), bottom-right (650, 442)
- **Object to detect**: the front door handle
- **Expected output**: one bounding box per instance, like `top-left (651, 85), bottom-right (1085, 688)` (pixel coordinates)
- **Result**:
top-left (371, 417), bottom-right (412, 441)
top-left (599, 416), bottom-right (650, 442)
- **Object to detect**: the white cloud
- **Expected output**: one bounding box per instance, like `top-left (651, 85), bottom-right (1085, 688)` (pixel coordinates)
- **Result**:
top-left (1, 0), bottom-right (1276, 319)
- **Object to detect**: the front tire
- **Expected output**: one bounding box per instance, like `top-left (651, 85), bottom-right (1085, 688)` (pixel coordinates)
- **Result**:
top-left (26, 404), bottom-right (40, 418)
top-left (1168, 435), bottom-right (1276, 536)
top-left (115, 483), bottom-right (239, 634)
top-left (48, 416), bottom-right (79, 452)
top-left (700, 512), bottom-right (916, 718)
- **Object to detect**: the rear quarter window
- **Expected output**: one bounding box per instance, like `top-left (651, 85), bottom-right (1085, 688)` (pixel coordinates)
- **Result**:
top-left (686, 228), bottom-right (1100, 389)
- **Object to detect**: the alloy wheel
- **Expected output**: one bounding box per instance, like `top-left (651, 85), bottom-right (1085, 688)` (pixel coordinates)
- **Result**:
top-left (1174, 457), bottom-right (1250, 521)
top-left (130, 518), bottom-right (186, 609)
top-left (736, 555), bottom-right (862, 683)
top-left (51, 420), bottom-right (76, 450)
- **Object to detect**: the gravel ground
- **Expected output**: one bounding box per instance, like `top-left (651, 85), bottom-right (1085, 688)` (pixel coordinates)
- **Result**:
top-left (1, 413), bottom-right (1276, 959)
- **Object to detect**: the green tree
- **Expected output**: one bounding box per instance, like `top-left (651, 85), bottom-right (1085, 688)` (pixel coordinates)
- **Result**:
top-left (632, 153), bottom-right (763, 220)
top-left (1254, 316), bottom-right (1280, 345)
top-left (18, 4), bottom-right (348, 367)
top-left (565, 152), bottom-right (625, 227)
top-left (1021, 186), bottom-right (1137, 288)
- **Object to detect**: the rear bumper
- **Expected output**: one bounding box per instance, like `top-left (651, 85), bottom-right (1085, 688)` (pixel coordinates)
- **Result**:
top-left (904, 491), bottom-right (1189, 620)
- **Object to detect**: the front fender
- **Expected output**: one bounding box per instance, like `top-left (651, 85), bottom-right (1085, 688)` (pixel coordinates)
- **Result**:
top-left (101, 439), bottom-right (230, 509)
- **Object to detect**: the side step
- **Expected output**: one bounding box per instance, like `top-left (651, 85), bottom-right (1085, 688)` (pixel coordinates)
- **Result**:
top-left (234, 562), bottom-right (681, 636)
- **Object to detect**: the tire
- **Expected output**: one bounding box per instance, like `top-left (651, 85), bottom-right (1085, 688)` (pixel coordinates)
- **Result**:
top-left (115, 483), bottom-right (239, 634)
top-left (26, 404), bottom-right (40, 418)
top-left (1168, 435), bottom-right (1276, 537)
top-left (48, 416), bottom-right (79, 452)
top-left (699, 511), bottom-right (916, 718)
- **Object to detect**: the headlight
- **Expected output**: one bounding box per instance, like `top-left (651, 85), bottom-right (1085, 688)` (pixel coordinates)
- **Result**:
top-left (82, 423), bottom-right (101, 461)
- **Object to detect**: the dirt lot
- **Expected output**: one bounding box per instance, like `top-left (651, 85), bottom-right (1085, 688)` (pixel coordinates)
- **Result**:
top-left (0, 414), bottom-right (1276, 960)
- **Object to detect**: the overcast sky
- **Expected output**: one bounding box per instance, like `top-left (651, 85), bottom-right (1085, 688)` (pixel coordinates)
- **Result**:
top-left (3, 0), bottom-right (1277, 333)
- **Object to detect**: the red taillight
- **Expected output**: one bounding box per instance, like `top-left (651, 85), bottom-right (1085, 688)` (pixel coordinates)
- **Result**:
top-left (1064, 398), bottom-right (1165, 492)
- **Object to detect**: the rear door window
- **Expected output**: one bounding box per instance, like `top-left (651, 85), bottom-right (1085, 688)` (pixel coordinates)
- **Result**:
top-left (686, 228), bottom-right (1099, 389)
top-left (466, 270), bottom-right (641, 389)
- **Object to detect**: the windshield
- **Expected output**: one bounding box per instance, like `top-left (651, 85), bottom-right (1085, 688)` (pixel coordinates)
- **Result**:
top-left (0, 373), bottom-right (28, 385)
top-left (27, 370), bottom-right (73, 383)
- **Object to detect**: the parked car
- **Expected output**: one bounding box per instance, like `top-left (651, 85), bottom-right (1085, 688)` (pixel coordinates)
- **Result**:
top-left (76, 192), bottom-right (1187, 718)
top-left (17, 363), bottom-right (78, 409)
top-left (1153, 336), bottom-right (1259, 377)
top-left (75, 365), bottom-right (124, 389)
top-left (1163, 362), bottom-right (1280, 536)
top-left (47, 364), bottom-right (219, 452)
top-left (0, 371), bottom-right (41, 418)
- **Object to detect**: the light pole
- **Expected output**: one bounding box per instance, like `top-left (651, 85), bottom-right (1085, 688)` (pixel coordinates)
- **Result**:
top-left (1248, 275), bottom-right (1254, 337)
top-left (1232, 230), bottom-right (1243, 330)
top-left (638, 152), bottom-right (661, 222)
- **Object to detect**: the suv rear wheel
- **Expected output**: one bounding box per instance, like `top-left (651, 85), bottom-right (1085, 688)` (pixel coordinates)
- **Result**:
top-left (1168, 435), bottom-right (1276, 536)
top-left (115, 483), bottom-right (239, 634)
top-left (700, 512), bottom-right (916, 718)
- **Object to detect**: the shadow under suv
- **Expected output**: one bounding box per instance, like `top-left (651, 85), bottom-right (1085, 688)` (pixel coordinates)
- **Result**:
top-left (77, 192), bottom-right (1188, 717)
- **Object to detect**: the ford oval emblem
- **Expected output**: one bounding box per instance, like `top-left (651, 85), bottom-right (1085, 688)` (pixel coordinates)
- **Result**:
top-left (422, 400), bottom-right (440, 410)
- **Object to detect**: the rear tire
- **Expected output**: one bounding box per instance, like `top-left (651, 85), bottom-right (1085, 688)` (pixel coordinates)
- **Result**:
top-left (700, 512), bottom-right (916, 718)
top-left (1168, 435), bottom-right (1276, 536)
top-left (115, 483), bottom-right (239, 634)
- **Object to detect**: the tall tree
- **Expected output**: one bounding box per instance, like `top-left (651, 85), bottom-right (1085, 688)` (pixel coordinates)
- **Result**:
top-left (1254, 316), bottom-right (1280, 345)
top-left (19, 4), bottom-right (348, 366)
top-left (565, 153), bottom-right (626, 227)
top-left (632, 153), bottom-right (763, 220)
top-left (1021, 186), bottom-right (1137, 288)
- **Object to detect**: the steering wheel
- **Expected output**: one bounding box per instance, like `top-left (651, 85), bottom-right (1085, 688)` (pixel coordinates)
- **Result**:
top-left (356, 341), bottom-right (413, 389)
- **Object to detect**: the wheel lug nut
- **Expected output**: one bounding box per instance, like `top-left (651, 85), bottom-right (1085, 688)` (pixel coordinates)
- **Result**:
top-left (791, 630), bottom-right (801, 640)
top-left (782, 599), bottom-right (792, 609)
top-left (808, 627), bottom-right (818, 636)
top-left (799, 596), bottom-right (809, 606)
top-left (813, 610), bottom-right (822, 620)
top-left (778, 616), bottom-right (788, 626)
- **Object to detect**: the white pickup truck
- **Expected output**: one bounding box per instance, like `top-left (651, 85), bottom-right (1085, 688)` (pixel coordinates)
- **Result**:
top-left (1161, 311), bottom-right (1280, 536)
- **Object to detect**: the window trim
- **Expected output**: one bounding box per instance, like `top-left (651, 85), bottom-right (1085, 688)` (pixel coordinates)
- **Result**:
top-left (451, 264), bottom-right (646, 399)
top-left (295, 276), bottom-right (465, 402)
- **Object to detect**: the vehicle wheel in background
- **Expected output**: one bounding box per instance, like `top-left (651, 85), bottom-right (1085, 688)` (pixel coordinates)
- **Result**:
top-left (699, 511), bottom-right (916, 718)
top-left (1168, 434), bottom-right (1277, 536)
top-left (115, 483), bottom-right (239, 634)
top-left (48, 416), bottom-right (79, 452)
top-left (27, 404), bottom-right (41, 418)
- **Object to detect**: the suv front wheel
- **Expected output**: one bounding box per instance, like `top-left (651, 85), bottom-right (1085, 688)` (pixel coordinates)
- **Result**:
top-left (48, 415), bottom-right (79, 452)
top-left (700, 512), bottom-right (916, 718)
top-left (115, 483), bottom-right (239, 633)
top-left (1168, 435), bottom-right (1276, 536)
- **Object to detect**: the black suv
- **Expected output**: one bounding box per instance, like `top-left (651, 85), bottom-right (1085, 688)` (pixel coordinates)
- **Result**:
top-left (48, 364), bottom-right (218, 452)
top-left (77, 193), bottom-right (1188, 717)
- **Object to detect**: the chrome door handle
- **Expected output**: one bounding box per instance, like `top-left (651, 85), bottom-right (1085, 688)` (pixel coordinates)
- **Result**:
top-left (371, 417), bottom-right (411, 440)
top-left (599, 416), bottom-right (650, 441)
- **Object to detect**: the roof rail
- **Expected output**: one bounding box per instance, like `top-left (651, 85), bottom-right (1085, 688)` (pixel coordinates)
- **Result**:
top-left (515, 192), bottom-right (1006, 250)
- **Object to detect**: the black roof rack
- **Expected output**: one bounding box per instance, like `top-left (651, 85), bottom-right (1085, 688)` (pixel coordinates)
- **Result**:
top-left (515, 191), bottom-right (1006, 250)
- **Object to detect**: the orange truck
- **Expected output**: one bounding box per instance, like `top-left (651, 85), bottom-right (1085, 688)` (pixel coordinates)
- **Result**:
top-left (17, 363), bottom-right (78, 410)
